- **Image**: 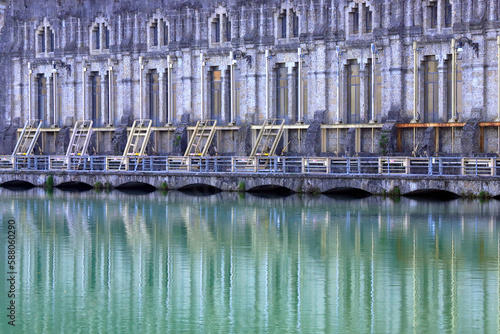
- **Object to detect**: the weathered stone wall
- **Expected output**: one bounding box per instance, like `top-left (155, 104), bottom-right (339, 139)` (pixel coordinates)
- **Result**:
top-left (0, 0), bottom-right (500, 156)
top-left (2, 169), bottom-right (500, 197)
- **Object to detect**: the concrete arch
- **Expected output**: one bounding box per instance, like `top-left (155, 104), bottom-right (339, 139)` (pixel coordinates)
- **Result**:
top-left (404, 189), bottom-right (460, 200)
top-left (247, 184), bottom-right (295, 195)
top-left (323, 187), bottom-right (373, 198)
top-left (178, 183), bottom-right (222, 196)
top-left (56, 181), bottom-right (93, 191)
top-left (1, 180), bottom-right (36, 190)
top-left (116, 182), bottom-right (156, 192)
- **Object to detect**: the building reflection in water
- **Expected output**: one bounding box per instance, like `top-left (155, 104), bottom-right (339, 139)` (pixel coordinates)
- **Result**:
top-left (0, 189), bottom-right (499, 333)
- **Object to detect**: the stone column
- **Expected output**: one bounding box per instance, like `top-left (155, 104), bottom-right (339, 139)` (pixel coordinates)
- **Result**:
top-left (414, 1), bottom-right (422, 27)
top-left (12, 60), bottom-right (22, 122)
top-left (181, 49), bottom-right (192, 119)
top-left (311, 43), bottom-right (327, 121)
top-left (245, 51), bottom-right (257, 123)
top-left (489, 0), bottom-right (497, 21)
top-left (388, 39), bottom-right (404, 117)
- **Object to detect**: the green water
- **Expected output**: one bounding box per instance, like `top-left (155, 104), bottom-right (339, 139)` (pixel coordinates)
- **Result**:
top-left (0, 189), bottom-right (499, 333)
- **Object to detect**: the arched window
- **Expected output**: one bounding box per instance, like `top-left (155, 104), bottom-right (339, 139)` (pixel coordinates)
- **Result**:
top-left (91, 20), bottom-right (110, 52)
top-left (36, 21), bottom-right (55, 55)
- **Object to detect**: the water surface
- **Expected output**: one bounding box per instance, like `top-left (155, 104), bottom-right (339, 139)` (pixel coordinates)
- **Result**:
top-left (1, 189), bottom-right (499, 333)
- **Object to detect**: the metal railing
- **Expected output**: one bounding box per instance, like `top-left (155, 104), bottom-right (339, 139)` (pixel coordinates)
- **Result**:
top-left (0, 155), bottom-right (499, 177)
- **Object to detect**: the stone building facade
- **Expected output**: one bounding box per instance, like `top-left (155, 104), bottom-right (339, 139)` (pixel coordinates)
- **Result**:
top-left (0, 0), bottom-right (499, 156)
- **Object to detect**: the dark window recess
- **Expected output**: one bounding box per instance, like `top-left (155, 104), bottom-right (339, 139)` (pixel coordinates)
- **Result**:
top-left (352, 8), bottom-right (359, 34)
top-left (430, 3), bottom-right (438, 28)
top-left (50, 30), bottom-right (54, 51)
top-left (445, 0), bottom-right (452, 27)
top-left (292, 12), bottom-right (299, 37)
top-left (365, 9), bottom-right (372, 32)
top-left (280, 14), bottom-right (287, 38)
top-left (213, 19), bottom-right (220, 43)
top-left (151, 22), bottom-right (158, 46)
top-left (347, 60), bottom-right (361, 124)
top-left (211, 69), bottom-right (222, 121)
top-left (424, 56), bottom-right (439, 123)
top-left (226, 19), bottom-right (231, 42)
top-left (91, 74), bottom-right (101, 127)
top-left (40, 32), bottom-right (45, 52)
top-left (276, 64), bottom-right (288, 120)
top-left (94, 27), bottom-right (100, 49)
top-left (105, 27), bottom-right (110, 49)
top-left (149, 72), bottom-right (160, 126)
top-left (37, 75), bottom-right (47, 124)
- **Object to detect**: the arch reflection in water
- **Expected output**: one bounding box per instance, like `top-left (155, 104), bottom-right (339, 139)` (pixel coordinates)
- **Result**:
top-left (0, 189), bottom-right (499, 333)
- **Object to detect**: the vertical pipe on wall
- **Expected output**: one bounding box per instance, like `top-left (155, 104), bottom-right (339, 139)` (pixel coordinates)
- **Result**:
top-left (370, 43), bottom-right (376, 123)
top-left (497, 36), bottom-right (500, 122)
top-left (411, 41), bottom-right (419, 123)
top-left (108, 59), bottom-right (113, 126)
top-left (139, 56), bottom-right (143, 121)
top-left (450, 39), bottom-right (457, 122)
top-left (230, 51), bottom-right (235, 124)
top-left (83, 64), bottom-right (87, 120)
top-left (52, 63), bottom-right (57, 126)
top-left (497, 36), bottom-right (500, 152)
top-left (200, 52), bottom-right (205, 119)
top-left (298, 47), bottom-right (303, 123)
top-left (265, 49), bottom-right (270, 119)
top-left (335, 46), bottom-right (342, 124)
top-left (28, 62), bottom-right (32, 120)
top-left (167, 55), bottom-right (173, 125)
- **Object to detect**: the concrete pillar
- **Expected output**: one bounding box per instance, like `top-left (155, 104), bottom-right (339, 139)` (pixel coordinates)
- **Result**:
top-left (12, 60), bottom-right (22, 122)
top-left (488, 0), bottom-right (497, 21)
top-left (310, 43), bottom-right (327, 122)
top-left (414, 1), bottom-right (422, 27)
top-left (389, 39), bottom-right (404, 116)
top-left (182, 50), bottom-right (192, 119)
top-left (245, 52), bottom-right (257, 123)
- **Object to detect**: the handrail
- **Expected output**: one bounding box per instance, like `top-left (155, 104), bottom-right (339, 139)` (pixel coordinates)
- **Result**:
top-left (0, 155), bottom-right (499, 177)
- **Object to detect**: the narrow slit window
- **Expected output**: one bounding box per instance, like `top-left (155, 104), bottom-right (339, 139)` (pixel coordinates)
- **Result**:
top-left (105, 26), bottom-right (110, 49)
top-left (292, 11), bottom-right (299, 37)
top-left (352, 7), bottom-right (359, 34)
top-left (94, 26), bottom-right (100, 50)
top-left (445, 0), bottom-right (452, 27)
top-left (226, 19), bottom-right (231, 42)
top-left (365, 7), bottom-right (373, 33)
